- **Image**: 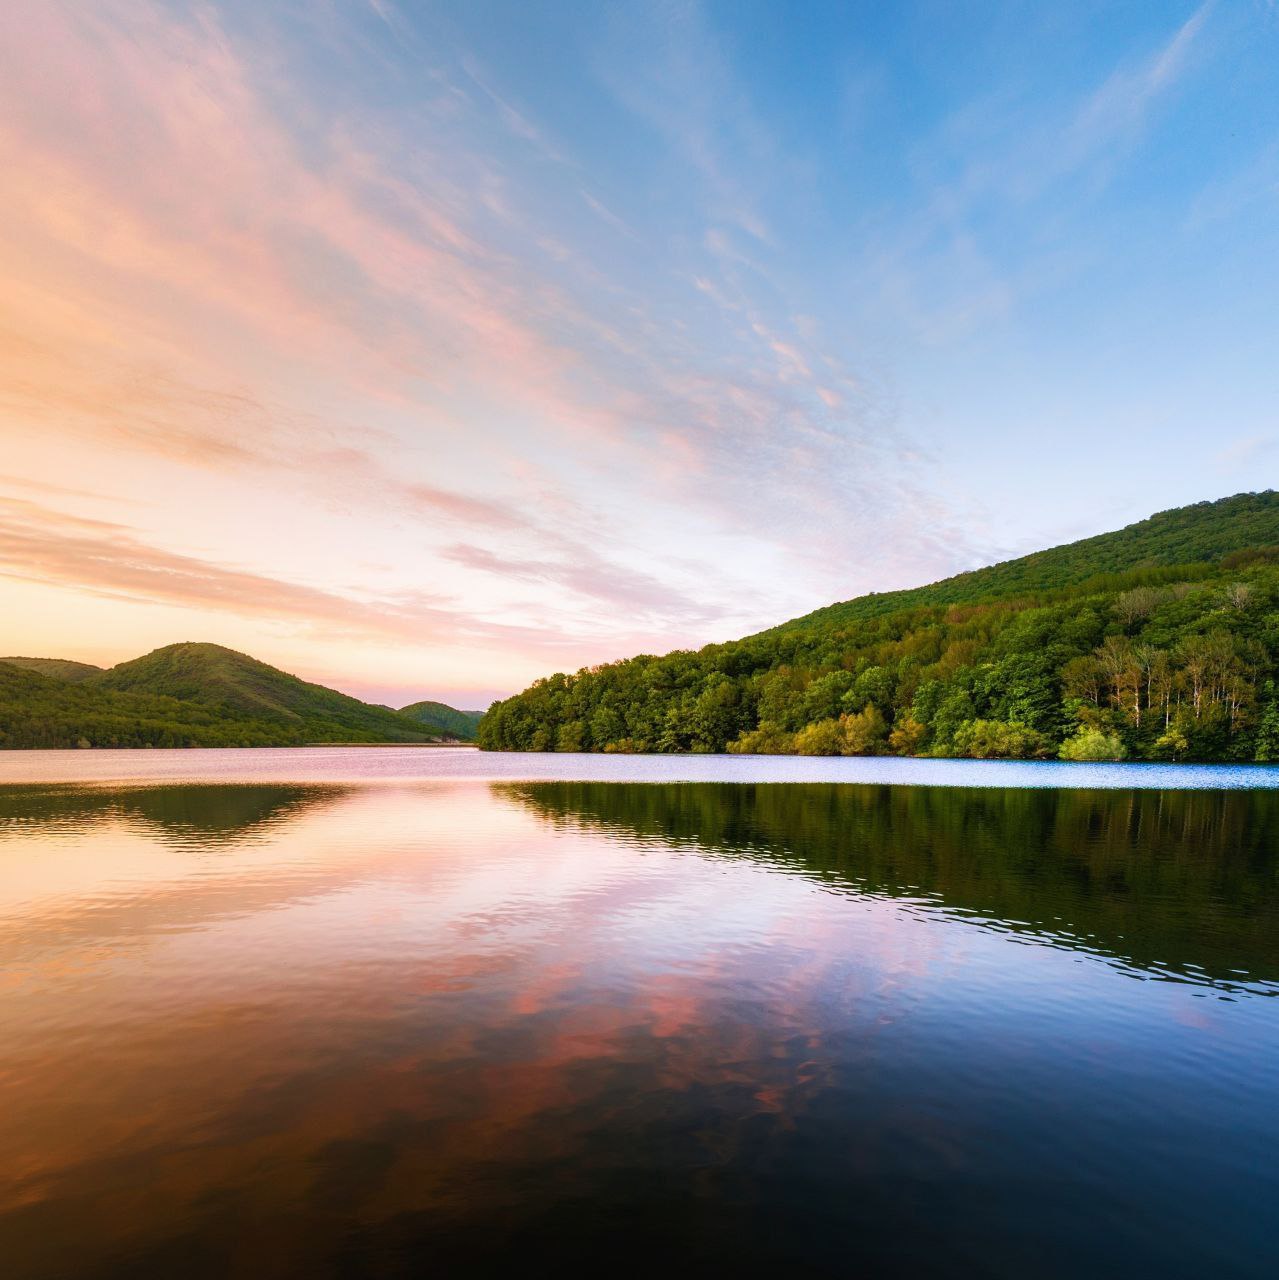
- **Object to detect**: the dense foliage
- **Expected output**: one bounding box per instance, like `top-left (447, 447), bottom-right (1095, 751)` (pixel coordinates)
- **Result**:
top-left (399, 700), bottom-right (485, 740)
top-left (0, 643), bottom-right (469, 749)
top-left (480, 493), bottom-right (1279, 763)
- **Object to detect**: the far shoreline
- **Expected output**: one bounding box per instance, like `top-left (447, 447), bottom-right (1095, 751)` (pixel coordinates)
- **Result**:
top-left (1, 748), bottom-right (1277, 793)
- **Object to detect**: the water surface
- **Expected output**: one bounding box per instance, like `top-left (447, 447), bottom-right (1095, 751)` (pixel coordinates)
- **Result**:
top-left (2, 744), bottom-right (1277, 788)
top-left (2, 757), bottom-right (1278, 1276)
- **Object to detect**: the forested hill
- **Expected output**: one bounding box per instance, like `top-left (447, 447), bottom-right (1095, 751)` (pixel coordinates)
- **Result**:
top-left (0, 656), bottom-right (103, 682)
top-left (0, 643), bottom-right (476, 749)
top-left (399, 700), bottom-right (485, 739)
top-left (479, 491), bottom-right (1279, 763)
top-left (771, 491), bottom-right (1279, 633)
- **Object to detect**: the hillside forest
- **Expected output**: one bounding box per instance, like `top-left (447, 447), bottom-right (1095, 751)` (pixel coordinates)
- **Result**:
top-left (479, 494), bottom-right (1279, 763)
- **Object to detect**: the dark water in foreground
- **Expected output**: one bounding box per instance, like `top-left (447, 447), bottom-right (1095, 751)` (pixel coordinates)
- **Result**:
top-left (2, 766), bottom-right (1279, 1276)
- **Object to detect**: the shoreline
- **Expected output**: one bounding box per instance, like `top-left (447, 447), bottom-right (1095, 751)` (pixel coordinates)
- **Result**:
top-left (1, 746), bottom-right (1276, 791)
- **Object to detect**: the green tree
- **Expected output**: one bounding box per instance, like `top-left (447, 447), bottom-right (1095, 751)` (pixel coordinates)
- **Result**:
top-left (888, 716), bottom-right (928, 756)
top-left (793, 718), bottom-right (845, 756)
top-left (1256, 684), bottom-right (1279, 762)
top-left (841, 705), bottom-right (888, 755)
top-left (1060, 727), bottom-right (1126, 762)
top-left (952, 720), bottom-right (1048, 759)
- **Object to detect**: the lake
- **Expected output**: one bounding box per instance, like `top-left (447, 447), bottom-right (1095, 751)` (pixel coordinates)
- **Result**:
top-left (2, 749), bottom-right (1278, 1277)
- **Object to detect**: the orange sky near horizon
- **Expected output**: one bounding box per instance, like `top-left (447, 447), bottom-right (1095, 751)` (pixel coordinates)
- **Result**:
top-left (4, 2), bottom-right (1272, 706)
top-left (2, 1), bottom-right (928, 706)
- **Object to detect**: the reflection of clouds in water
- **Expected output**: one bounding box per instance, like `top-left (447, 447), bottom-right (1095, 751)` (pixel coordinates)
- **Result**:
top-left (3, 780), bottom-right (1279, 1278)
top-left (499, 781), bottom-right (1279, 995)
top-left (0, 783), bottom-right (946, 1248)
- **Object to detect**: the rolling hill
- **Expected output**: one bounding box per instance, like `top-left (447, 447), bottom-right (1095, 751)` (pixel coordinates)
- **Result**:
top-left (0, 656), bottom-right (104, 682)
top-left (399, 700), bottom-right (485, 740)
top-left (479, 491), bottom-right (1279, 763)
top-left (0, 644), bottom-right (477, 749)
top-left (88, 643), bottom-right (443, 740)
top-left (0, 661), bottom-right (311, 749)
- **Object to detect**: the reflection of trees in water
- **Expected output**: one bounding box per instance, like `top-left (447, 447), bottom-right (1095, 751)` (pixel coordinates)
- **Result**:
top-left (502, 782), bottom-right (1279, 992)
top-left (0, 784), bottom-right (343, 848)
top-left (0, 786), bottom-right (354, 961)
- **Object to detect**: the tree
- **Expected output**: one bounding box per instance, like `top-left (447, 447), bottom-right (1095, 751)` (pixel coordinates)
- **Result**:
top-left (841, 705), bottom-right (888, 755)
top-left (1062, 655), bottom-right (1107, 708)
top-left (1152, 724), bottom-right (1190, 761)
top-left (951, 720), bottom-right (1048, 759)
top-left (1059, 727), bottom-right (1126, 762)
top-left (1114, 586), bottom-right (1161, 627)
top-left (1253, 682), bottom-right (1279, 762)
top-left (728, 721), bottom-right (795, 754)
top-left (793, 718), bottom-right (845, 756)
top-left (888, 716), bottom-right (928, 756)
top-left (845, 665), bottom-right (894, 714)
top-left (1224, 582), bottom-right (1254, 611)
top-left (689, 675), bottom-right (743, 751)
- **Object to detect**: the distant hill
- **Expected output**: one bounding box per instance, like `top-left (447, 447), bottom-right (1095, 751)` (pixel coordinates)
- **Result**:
top-left (1, 656), bottom-right (103, 682)
top-left (1, 661), bottom-right (309, 749)
top-left (0, 642), bottom-right (469, 749)
top-left (400, 700), bottom-right (485, 740)
top-left (87, 642), bottom-right (439, 740)
top-left (479, 491), bottom-right (1279, 763)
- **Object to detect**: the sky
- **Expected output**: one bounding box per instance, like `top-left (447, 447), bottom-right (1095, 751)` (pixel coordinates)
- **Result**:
top-left (1, 0), bottom-right (1277, 709)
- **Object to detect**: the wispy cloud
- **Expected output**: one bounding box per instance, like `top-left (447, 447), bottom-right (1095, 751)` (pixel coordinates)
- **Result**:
top-left (846, 4), bottom-right (1214, 344)
top-left (0, 496), bottom-right (452, 641)
top-left (10, 0), bottom-right (1241, 693)
top-left (0, 0), bottom-right (969, 644)
top-left (0, 481), bottom-right (770, 696)
top-left (1053, 2), bottom-right (1210, 183)
top-left (1186, 140), bottom-right (1279, 229)
top-left (1214, 436), bottom-right (1277, 473)
top-left (442, 542), bottom-right (722, 627)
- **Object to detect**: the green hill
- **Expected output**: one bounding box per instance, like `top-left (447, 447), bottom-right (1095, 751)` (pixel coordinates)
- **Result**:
top-left (479, 491), bottom-right (1279, 763)
top-left (1, 656), bottom-right (103, 682)
top-left (399, 700), bottom-right (485, 740)
top-left (0, 642), bottom-right (465, 749)
top-left (0, 662), bottom-right (317, 749)
top-left (771, 491), bottom-right (1279, 633)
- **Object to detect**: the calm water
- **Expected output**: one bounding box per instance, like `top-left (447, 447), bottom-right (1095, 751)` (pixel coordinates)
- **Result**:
top-left (3, 751), bottom-right (1279, 1277)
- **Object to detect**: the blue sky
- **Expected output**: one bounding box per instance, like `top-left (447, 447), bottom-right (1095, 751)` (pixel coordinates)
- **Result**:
top-left (0, 1), bottom-right (1275, 704)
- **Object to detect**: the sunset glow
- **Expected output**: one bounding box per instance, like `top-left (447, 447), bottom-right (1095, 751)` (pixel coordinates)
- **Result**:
top-left (2, 2), bottom-right (1275, 705)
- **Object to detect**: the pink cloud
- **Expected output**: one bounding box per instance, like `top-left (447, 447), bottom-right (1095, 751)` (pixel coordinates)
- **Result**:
top-left (0, 0), bottom-right (975, 684)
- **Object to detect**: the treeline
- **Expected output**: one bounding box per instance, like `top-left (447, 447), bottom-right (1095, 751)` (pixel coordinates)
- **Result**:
top-left (479, 556), bottom-right (1279, 763)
